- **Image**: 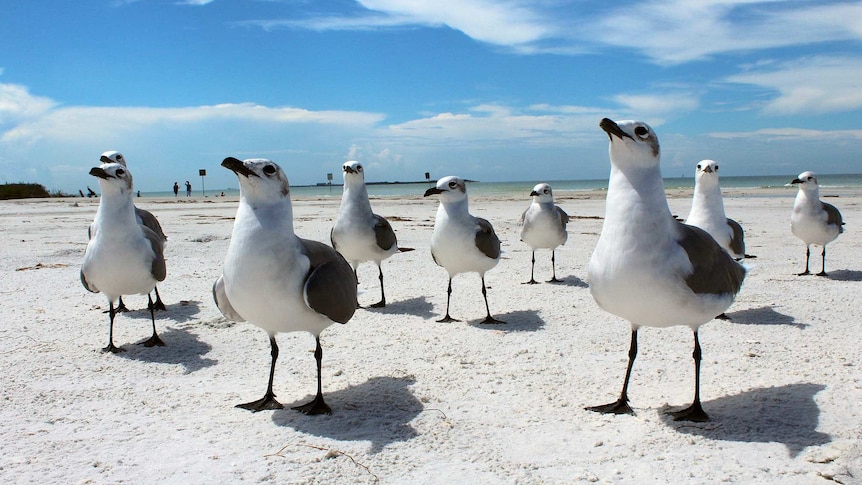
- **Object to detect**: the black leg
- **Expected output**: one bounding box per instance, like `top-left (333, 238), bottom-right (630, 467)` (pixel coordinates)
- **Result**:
top-left (237, 335), bottom-right (284, 412)
top-left (797, 246), bottom-right (811, 275)
top-left (292, 336), bottom-right (332, 415)
top-left (102, 301), bottom-right (125, 353)
top-left (524, 251), bottom-right (538, 284)
top-left (668, 330), bottom-right (710, 422)
top-left (353, 268), bottom-right (361, 309)
top-left (437, 278), bottom-right (460, 322)
top-left (480, 275), bottom-right (504, 324)
top-left (816, 246), bottom-right (828, 276)
top-left (547, 250), bottom-right (563, 283)
top-left (370, 265), bottom-right (386, 308)
top-left (140, 293), bottom-right (166, 347)
top-left (586, 329), bottom-right (637, 415)
top-left (153, 285), bottom-right (167, 311)
top-left (105, 296), bottom-right (129, 313)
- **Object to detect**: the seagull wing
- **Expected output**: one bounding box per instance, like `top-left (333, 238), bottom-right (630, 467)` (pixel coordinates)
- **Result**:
top-left (474, 217), bottom-right (501, 260)
top-left (676, 222), bottom-right (745, 296)
top-left (372, 214), bottom-right (397, 251)
top-left (726, 218), bottom-right (745, 257)
top-left (142, 226), bottom-right (167, 282)
top-left (300, 239), bottom-right (358, 324)
top-left (212, 274), bottom-right (245, 321)
top-left (556, 206), bottom-right (570, 227)
top-left (822, 202), bottom-right (845, 233)
top-left (135, 207), bottom-right (167, 242)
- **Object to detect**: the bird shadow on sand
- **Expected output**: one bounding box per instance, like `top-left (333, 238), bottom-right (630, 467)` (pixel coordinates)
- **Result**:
top-left (660, 383), bottom-right (829, 457)
top-left (116, 327), bottom-right (217, 373)
top-left (119, 300), bottom-right (203, 324)
top-left (544, 275), bottom-right (589, 288)
top-left (724, 305), bottom-right (805, 328)
top-left (271, 376), bottom-right (422, 453)
top-left (365, 296), bottom-right (436, 319)
top-left (823, 269), bottom-right (862, 282)
top-left (468, 309), bottom-right (545, 332)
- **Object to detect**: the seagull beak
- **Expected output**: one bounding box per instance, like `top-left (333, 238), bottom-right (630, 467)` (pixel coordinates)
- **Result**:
top-left (424, 187), bottom-right (443, 197)
top-left (89, 167), bottom-right (110, 179)
top-left (221, 157), bottom-right (259, 178)
top-left (99, 155), bottom-right (113, 164)
top-left (600, 118), bottom-right (633, 141)
top-left (703, 166), bottom-right (713, 173)
top-left (530, 190), bottom-right (539, 196)
top-left (790, 178), bottom-right (802, 184)
top-left (343, 166), bottom-right (357, 174)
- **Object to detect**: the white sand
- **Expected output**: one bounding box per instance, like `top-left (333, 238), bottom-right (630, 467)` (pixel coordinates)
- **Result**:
top-left (1, 188), bottom-right (860, 484)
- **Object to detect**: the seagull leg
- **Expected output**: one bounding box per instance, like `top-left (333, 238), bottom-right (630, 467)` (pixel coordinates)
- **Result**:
top-left (480, 276), bottom-right (504, 324)
top-left (797, 246), bottom-right (811, 275)
top-left (370, 265), bottom-right (386, 308)
top-left (237, 335), bottom-right (284, 412)
top-left (102, 301), bottom-right (125, 353)
top-left (105, 296), bottom-right (129, 314)
top-left (140, 293), bottom-right (166, 347)
top-left (547, 250), bottom-right (563, 283)
top-left (437, 278), bottom-right (460, 323)
top-left (668, 330), bottom-right (710, 422)
top-left (353, 268), bottom-right (362, 309)
top-left (524, 251), bottom-right (538, 284)
top-left (153, 285), bottom-right (167, 311)
top-left (292, 336), bottom-right (332, 415)
top-left (586, 329), bottom-right (637, 415)
top-left (816, 247), bottom-right (828, 276)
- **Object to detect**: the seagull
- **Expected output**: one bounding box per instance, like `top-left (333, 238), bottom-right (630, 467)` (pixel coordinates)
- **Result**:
top-left (685, 160), bottom-right (746, 261)
top-left (98, 151), bottom-right (168, 312)
top-left (587, 118), bottom-right (746, 422)
top-left (424, 176), bottom-right (503, 324)
top-left (520, 183), bottom-right (569, 284)
top-left (214, 157), bottom-right (357, 414)
top-left (331, 160), bottom-right (413, 308)
top-left (81, 160), bottom-right (166, 353)
top-left (790, 171), bottom-right (845, 276)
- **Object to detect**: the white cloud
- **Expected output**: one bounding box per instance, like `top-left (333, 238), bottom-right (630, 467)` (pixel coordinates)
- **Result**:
top-left (708, 127), bottom-right (862, 141)
top-left (725, 56), bottom-right (862, 115)
top-left (0, 83), bottom-right (57, 124)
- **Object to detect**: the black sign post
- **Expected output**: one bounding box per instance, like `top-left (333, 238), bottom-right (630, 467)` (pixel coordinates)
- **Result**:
top-left (199, 169), bottom-right (207, 198)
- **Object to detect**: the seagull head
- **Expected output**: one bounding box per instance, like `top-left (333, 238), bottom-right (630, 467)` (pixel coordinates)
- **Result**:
top-left (695, 160), bottom-right (720, 185)
top-left (790, 171), bottom-right (819, 192)
top-left (100, 151), bottom-right (127, 167)
top-left (600, 118), bottom-right (660, 169)
top-left (530, 183), bottom-right (554, 203)
top-left (424, 176), bottom-right (467, 203)
top-left (222, 157), bottom-right (290, 202)
top-left (342, 160), bottom-right (365, 185)
top-left (89, 162), bottom-right (133, 195)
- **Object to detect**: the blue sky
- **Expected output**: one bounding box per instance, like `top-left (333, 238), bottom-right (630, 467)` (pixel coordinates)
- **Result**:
top-left (1, 0), bottom-right (861, 193)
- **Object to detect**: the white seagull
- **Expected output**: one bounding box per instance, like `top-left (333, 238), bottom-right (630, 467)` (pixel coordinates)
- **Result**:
top-left (685, 160), bottom-right (746, 260)
top-left (587, 118), bottom-right (746, 422)
top-left (81, 160), bottom-right (167, 353)
top-left (424, 176), bottom-right (503, 324)
top-left (331, 160), bottom-right (413, 308)
top-left (520, 183), bottom-right (569, 284)
top-left (790, 171), bottom-right (845, 276)
top-left (214, 157), bottom-right (357, 414)
top-left (99, 151), bottom-right (168, 312)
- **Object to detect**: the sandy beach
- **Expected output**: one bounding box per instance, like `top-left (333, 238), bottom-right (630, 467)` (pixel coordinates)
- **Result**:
top-left (1, 187), bottom-right (860, 484)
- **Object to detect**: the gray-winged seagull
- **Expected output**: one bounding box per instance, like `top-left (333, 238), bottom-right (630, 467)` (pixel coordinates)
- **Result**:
top-left (790, 171), bottom-right (845, 276)
top-left (214, 157), bottom-right (357, 414)
top-left (98, 151), bottom-right (168, 312)
top-left (685, 160), bottom-right (747, 261)
top-left (81, 160), bottom-right (166, 353)
top-left (587, 118), bottom-right (746, 422)
top-left (424, 176), bottom-right (503, 324)
top-left (331, 160), bottom-right (413, 308)
top-left (520, 183), bottom-right (569, 284)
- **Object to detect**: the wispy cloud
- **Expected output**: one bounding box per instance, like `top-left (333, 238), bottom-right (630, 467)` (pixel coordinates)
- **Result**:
top-left (709, 127), bottom-right (862, 141)
top-left (725, 56), bottom-right (862, 115)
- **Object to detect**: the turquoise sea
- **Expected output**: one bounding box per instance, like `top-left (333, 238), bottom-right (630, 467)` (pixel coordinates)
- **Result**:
top-left (138, 173), bottom-right (862, 199)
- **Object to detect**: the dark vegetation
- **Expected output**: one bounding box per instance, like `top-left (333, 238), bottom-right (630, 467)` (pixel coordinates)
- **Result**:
top-left (0, 183), bottom-right (74, 200)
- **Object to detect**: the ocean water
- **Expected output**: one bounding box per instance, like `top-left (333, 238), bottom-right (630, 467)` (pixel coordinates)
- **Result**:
top-left (138, 173), bottom-right (862, 199)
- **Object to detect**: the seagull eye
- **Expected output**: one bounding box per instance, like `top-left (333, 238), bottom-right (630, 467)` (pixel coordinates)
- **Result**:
top-left (116, 169), bottom-right (125, 176)
top-left (357, 165), bottom-right (363, 171)
top-left (448, 181), bottom-right (458, 188)
top-left (263, 165), bottom-right (276, 176)
top-left (714, 165), bottom-right (719, 171)
top-left (634, 126), bottom-right (649, 138)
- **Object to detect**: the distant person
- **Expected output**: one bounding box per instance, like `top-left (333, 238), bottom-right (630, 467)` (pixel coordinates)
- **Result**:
top-left (185, 181), bottom-right (191, 197)
top-left (220, 191), bottom-right (225, 197)
top-left (137, 190), bottom-right (141, 197)
top-left (173, 182), bottom-right (179, 197)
